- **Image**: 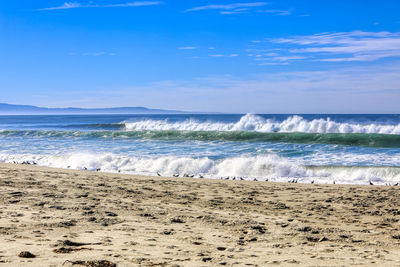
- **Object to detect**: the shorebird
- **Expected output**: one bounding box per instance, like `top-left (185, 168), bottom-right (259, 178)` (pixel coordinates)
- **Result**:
top-left (333, 181), bottom-right (335, 184)
top-left (199, 174), bottom-right (204, 178)
top-left (96, 168), bottom-right (101, 171)
top-left (157, 172), bottom-right (161, 176)
top-left (369, 180), bottom-right (374, 185)
top-left (311, 180), bottom-right (314, 184)
top-left (265, 178), bottom-right (269, 182)
top-left (173, 173), bottom-right (179, 177)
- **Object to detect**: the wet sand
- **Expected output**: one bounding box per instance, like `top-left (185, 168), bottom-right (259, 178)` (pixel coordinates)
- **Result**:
top-left (0, 162), bottom-right (400, 266)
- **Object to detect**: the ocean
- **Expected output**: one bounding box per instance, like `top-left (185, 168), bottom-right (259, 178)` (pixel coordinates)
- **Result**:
top-left (1, 113), bottom-right (400, 185)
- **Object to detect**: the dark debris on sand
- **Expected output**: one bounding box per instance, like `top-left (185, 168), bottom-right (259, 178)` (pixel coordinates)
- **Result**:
top-left (64, 260), bottom-right (116, 267)
top-left (18, 251), bottom-right (36, 258)
top-left (53, 247), bottom-right (92, 253)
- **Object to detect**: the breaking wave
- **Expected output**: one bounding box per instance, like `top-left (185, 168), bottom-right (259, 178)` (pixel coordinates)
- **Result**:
top-left (124, 114), bottom-right (400, 134)
top-left (1, 153), bottom-right (400, 185)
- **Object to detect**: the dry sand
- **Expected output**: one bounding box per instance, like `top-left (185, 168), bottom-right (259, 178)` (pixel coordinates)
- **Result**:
top-left (0, 162), bottom-right (400, 266)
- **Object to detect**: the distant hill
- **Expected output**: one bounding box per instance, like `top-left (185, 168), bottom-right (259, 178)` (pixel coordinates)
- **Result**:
top-left (0, 103), bottom-right (187, 114)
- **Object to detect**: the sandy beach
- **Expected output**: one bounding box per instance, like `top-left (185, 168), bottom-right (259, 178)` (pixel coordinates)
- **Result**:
top-left (0, 163), bottom-right (399, 266)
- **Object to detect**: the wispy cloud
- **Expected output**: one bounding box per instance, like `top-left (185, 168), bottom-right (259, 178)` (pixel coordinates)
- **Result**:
top-left (184, 2), bottom-right (268, 14)
top-left (210, 54), bottom-right (239, 57)
top-left (178, 46), bottom-right (198, 50)
top-left (268, 31), bottom-right (400, 62)
top-left (87, 64), bottom-right (400, 113)
top-left (38, 1), bottom-right (163, 11)
top-left (256, 55), bottom-right (305, 61)
top-left (257, 9), bottom-right (292, 16)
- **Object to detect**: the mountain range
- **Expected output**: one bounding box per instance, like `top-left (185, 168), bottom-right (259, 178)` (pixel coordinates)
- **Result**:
top-left (0, 103), bottom-right (186, 114)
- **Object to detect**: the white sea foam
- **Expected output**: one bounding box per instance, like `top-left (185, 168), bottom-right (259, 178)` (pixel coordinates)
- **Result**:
top-left (1, 153), bottom-right (399, 185)
top-left (123, 114), bottom-right (400, 134)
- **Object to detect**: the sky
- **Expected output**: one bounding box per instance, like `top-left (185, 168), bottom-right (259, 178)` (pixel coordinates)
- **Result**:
top-left (0, 0), bottom-right (400, 113)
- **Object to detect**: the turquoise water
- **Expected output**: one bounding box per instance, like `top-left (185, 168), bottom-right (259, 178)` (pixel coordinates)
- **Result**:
top-left (1, 113), bottom-right (400, 184)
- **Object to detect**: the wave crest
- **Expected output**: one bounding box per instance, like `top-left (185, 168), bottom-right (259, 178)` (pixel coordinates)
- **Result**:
top-left (123, 114), bottom-right (400, 134)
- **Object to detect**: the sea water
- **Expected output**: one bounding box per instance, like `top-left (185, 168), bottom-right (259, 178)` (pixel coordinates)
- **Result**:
top-left (1, 113), bottom-right (400, 185)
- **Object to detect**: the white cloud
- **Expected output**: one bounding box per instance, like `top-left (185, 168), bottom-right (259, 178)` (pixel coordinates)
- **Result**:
top-left (257, 9), bottom-right (292, 16)
top-left (266, 56), bottom-right (305, 61)
top-left (92, 52), bottom-right (106, 56)
top-left (38, 1), bottom-right (163, 11)
top-left (85, 63), bottom-right (400, 113)
top-left (268, 31), bottom-right (400, 62)
top-left (184, 2), bottom-right (268, 12)
top-left (24, 63), bottom-right (400, 113)
top-left (220, 10), bottom-right (248, 15)
top-left (178, 46), bottom-right (198, 50)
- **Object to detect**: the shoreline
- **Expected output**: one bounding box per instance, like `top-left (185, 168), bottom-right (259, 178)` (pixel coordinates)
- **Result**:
top-left (2, 161), bottom-right (399, 186)
top-left (1, 163), bottom-right (400, 266)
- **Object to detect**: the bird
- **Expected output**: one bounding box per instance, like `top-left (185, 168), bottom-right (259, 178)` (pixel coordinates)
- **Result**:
top-left (96, 168), bottom-right (101, 171)
top-left (265, 178), bottom-right (269, 182)
top-left (157, 172), bottom-right (161, 176)
top-left (173, 173), bottom-right (179, 177)
top-left (253, 178), bottom-right (258, 181)
top-left (394, 182), bottom-right (399, 186)
top-left (369, 180), bottom-right (374, 185)
top-left (333, 181), bottom-right (335, 184)
top-left (199, 174), bottom-right (204, 178)
top-left (311, 180), bottom-right (314, 184)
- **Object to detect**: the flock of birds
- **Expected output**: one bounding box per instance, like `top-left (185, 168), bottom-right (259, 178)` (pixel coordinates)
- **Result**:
top-left (157, 172), bottom-right (400, 186)
top-left (6, 161), bottom-right (400, 186)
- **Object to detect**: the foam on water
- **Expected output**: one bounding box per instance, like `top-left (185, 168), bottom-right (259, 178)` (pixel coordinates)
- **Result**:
top-left (1, 153), bottom-right (399, 185)
top-left (1, 114), bottom-right (400, 185)
top-left (124, 114), bottom-right (400, 134)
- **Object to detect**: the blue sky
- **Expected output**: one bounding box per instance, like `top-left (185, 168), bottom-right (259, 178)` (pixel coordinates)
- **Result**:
top-left (1, 0), bottom-right (400, 113)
